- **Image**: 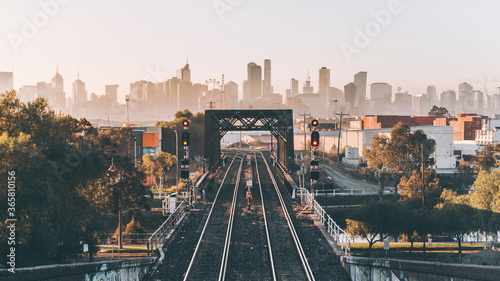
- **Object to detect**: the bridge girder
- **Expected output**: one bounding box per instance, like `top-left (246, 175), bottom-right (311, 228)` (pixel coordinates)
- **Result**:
top-left (204, 109), bottom-right (295, 172)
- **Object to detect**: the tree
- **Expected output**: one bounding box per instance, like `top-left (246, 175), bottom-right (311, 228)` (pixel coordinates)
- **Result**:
top-left (141, 151), bottom-right (176, 189)
top-left (432, 203), bottom-right (478, 259)
top-left (0, 91), bottom-right (150, 266)
top-left (364, 122), bottom-right (436, 199)
top-left (156, 110), bottom-right (204, 159)
top-left (454, 159), bottom-right (476, 193)
top-left (397, 169), bottom-right (443, 209)
top-left (428, 105), bottom-right (449, 117)
top-left (345, 200), bottom-right (399, 250)
top-left (474, 144), bottom-right (497, 172)
top-left (396, 202), bottom-right (421, 253)
top-left (114, 217), bottom-right (147, 244)
top-left (468, 170), bottom-right (500, 213)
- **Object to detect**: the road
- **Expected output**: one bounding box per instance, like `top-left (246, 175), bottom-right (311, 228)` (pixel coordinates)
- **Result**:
top-left (321, 164), bottom-right (382, 192)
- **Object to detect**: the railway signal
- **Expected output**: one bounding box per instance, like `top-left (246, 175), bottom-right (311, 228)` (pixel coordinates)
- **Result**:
top-left (182, 132), bottom-right (190, 146)
top-left (311, 131), bottom-right (319, 147)
top-left (311, 119), bottom-right (318, 127)
top-left (182, 120), bottom-right (189, 127)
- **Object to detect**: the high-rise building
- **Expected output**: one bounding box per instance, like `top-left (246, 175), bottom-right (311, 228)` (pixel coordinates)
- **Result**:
top-left (318, 67), bottom-right (330, 95)
top-left (414, 94), bottom-right (431, 115)
top-left (130, 80), bottom-right (147, 102)
top-left (18, 85), bottom-right (36, 101)
top-left (72, 75), bottom-right (87, 104)
top-left (247, 62), bottom-right (262, 104)
top-left (242, 80), bottom-right (252, 103)
top-left (370, 83), bottom-right (392, 100)
top-left (318, 67), bottom-right (330, 116)
top-left (427, 85), bottom-right (437, 106)
top-left (369, 82), bottom-right (392, 114)
top-left (51, 67), bottom-right (65, 110)
top-left (458, 82), bottom-right (473, 111)
top-left (143, 81), bottom-right (157, 103)
top-left (177, 61), bottom-right (191, 83)
top-left (225, 81), bottom-right (239, 108)
top-left (353, 71), bottom-right (367, 116)
top-left (344, 82), bottom-right (356, 114)
top-left (263, 59), bottom-right (273, 97)
top-left (441, 90), bottom-right (456, 114)
top-left (0, 71), bottom-right (13, 93)
top-left (394, 92), bottom-right (412, 114)
top-left (473, 90), bottom-right (484, 114)
top-left (290, 78), bottom-right (298, 97)
top-left (303, 75), bottom-right (313, 94)
top-left (105, 84), bottom-right (119, 103)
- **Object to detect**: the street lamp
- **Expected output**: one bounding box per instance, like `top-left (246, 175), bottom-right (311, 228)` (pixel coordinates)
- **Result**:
top-left (108, 159), bottom-right (123, 250)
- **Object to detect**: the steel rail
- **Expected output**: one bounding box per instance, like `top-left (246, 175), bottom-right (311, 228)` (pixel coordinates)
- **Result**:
top-left (183, 153), bottom-right (241, 281)
top-left (259, 152), bottom-right (315, 281)
top-left (253, 152), bottom-right (277, 281)
top-left (218, 154), bottom-right (244, 281)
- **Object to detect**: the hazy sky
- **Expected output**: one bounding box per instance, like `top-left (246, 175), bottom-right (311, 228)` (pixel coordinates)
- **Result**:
top-left (2, 0), bottom-right (500, 102)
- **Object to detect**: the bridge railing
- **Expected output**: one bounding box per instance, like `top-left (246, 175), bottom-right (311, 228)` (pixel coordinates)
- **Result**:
top-left (303, 189), bottom-right (351, 255)
top-left (147, 201), bottom-right (185, 256)
top-left (313, 189), bottom-right (392, 197)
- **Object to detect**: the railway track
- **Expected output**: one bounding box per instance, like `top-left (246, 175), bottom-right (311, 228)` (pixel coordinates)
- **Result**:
top-left (183, 153), bottom-right (244, 281)
top-left (184, 151), bottom-right (314, 281)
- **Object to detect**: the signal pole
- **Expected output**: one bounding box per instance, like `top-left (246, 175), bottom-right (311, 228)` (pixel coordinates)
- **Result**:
top-left (180, 120), bottom-right (192, 206)
top-left (310, 119), bottom-right (320, 208)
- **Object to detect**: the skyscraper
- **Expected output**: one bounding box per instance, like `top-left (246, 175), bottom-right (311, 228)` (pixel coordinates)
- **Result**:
top-left (72, 73), bottom-right (87, 104)
top-left (246, 62), bottom-right (262, 104)
top-left (344, 82), bottom-right (356, 114)
top-left (427, 85), bottom-right (437, 106)
top-left (0, 71), bottom-right (13, 93)
top-left (263, 59), bottom-right (273, 97)
top-left (290, 78), bottom-right (298, 97)
top-left (225, 81), bottom-right (238, 108)
top-left (51, 67), bottom-right (65, 110)
top-left (177, 61), bottom-right (191, 83)
top-left (458, 82), bottom-right (473, 112)
top-left (353, 71), bottom-right (367, 116)
top-left (319, 67), bottom-right (330, 116)
top-left (441, 90), bottom-right (456, 114)
top-left (318, 67), bottom-right (330, 95)
top-left (105, 84), bottom-right (119, 103)
top-left (370, 83), bottom-right (392, 114)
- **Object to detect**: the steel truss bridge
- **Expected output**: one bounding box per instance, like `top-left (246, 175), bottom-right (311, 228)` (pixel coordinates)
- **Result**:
top-left (204, 109), bottom-right (295, 172)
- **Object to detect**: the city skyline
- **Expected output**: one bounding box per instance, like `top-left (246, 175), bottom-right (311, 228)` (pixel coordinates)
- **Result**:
top-left (1, 0), bottom-right (500, 102)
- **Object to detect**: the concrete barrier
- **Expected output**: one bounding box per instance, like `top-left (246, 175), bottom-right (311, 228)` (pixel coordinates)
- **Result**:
top-left (0, 258), bottom-right (155, 281)
top-left (341, 256), bottom-right (500, 281)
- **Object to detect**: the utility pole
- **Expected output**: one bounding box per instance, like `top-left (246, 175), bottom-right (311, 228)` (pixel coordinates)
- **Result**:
top-left (299, 111), bottom-right (311, 151)
top-left (333, 112), bottom-right (349, 163)
top-left (421, 143), bottom-right (426, 261)
top-left (221, 74), bottom-right (226, 109)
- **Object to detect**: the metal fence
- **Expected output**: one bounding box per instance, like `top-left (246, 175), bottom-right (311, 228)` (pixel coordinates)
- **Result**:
top-left (147, 201), bottom-right (185, 256)
top-left (313, 189), bottom-right (392, 197)
top-left (303, 189), bottom-right (351, 255)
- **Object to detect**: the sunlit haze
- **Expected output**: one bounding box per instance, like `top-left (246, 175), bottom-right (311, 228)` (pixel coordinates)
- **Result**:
top-left (2, 0), bottom-right (500, 103)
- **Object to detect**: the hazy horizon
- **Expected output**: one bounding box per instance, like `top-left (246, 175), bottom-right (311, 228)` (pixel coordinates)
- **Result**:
top-left (2, 0), bottom-right (500, 102)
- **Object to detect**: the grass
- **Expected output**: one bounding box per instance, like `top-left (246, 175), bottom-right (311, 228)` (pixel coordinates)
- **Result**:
top-left (99, 245), bottom-right (148, 253)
